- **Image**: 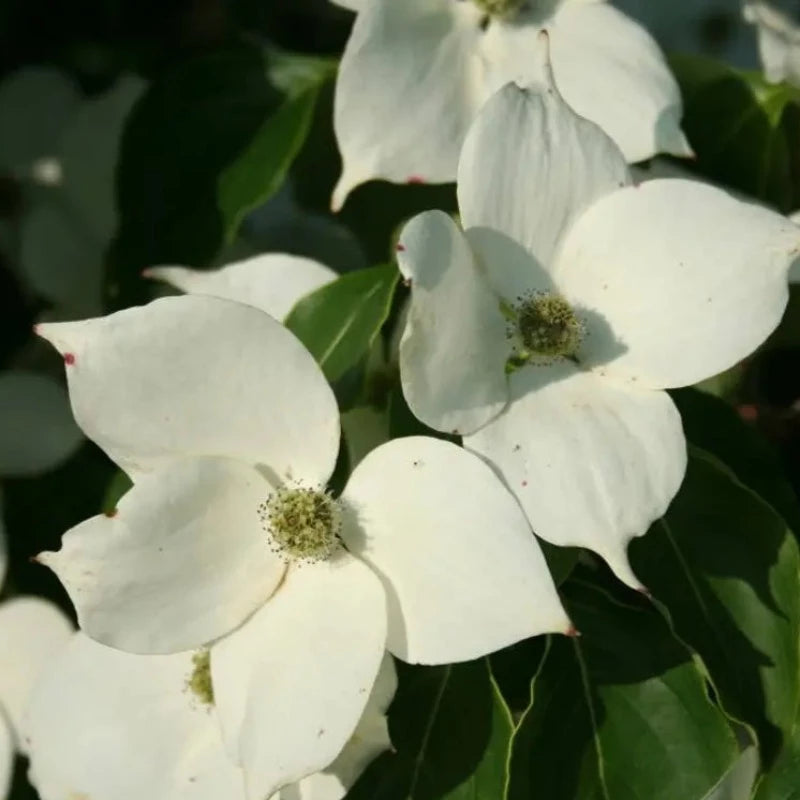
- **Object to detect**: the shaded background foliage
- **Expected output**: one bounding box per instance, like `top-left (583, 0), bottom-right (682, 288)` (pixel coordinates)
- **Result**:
top-left (3, 1), bottom-right (800, 799)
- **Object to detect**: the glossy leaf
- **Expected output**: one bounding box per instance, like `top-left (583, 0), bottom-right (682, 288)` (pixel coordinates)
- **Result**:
top-left (507, 579), bottom-right (738, 800)
top-left (755, 727), bottom-right (800, 800)
top-left (219, 83), bottom-right (322, 244)
top-left (110, 44), bottom-right (283, 308)
top-left (348, 658), bottom-right (513, 800)
top-left (671, 388), bottom-right (800, 534)
top-left (631, 449), bottom-right (800, 763)
top-left (671, 53), bottom-right (800, 211)
top-left (285, 264), bottom-right (398, 382)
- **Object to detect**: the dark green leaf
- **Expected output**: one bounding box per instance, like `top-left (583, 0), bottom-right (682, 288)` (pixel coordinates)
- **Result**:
top-left (102, 469), bottom-right (132, 514)
top-left (109, 44), bottom-right (282, 308)
top-left (671, 388), bottom-right (800, 533)
top-left (218, 83), bottom-right (322, 244)
top-left (507, 580), bottom-right (738, 800)
top-left (630, 449), bottom-right (800, 763)
top-left (755, 727), bottom-right (800, 800)
top-left (348, 659), bottom-right (513, 800)
top-left (285, 264), bottom-right (398, 383)
top-left (671, 53), bottom-right (800, 211)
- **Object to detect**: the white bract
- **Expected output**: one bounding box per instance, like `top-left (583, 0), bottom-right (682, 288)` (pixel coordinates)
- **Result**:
top-left (744, 0), bottom-right (800, 85)
top-left (331, 0), bottom-right (691, 208)
top-left (145, 252), bottom-right (338, 322)
top-left (35, 294), bottom-right (568, 799)
top-left (0, 521), bottom-right (72, 800)
top-left (23, 632), bottom-right (396, 800)
top-left (397, 42), bottom-right (799, 588)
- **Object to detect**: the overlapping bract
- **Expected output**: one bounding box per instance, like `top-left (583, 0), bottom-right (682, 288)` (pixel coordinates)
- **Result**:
top-left (396, 44), bottom-right (799, 588)
top-left (332, 0), bottom-right (690, 207)
top-left (33, 290), bottom-right (568, 798)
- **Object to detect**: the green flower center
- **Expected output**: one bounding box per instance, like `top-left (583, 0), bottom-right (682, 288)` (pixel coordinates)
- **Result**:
top-left (186, 649), bottom-right (214, 706)
top-left (471, 0), bottom-right (527, 19)
top-left (506, 293), bottom-right (584, 363)
top-left (258, 485), bottom-right (341, 562)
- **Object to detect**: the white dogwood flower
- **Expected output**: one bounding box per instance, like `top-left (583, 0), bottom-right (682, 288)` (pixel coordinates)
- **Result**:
top-left (331, 0), bottom-right (691, 208)
top-left (23, 632), bottom-right (395, 800)
top-left (396, 42), bottom-right (799, 588)
top-left (34, 294), bottom-right (568, 799)
top-left (0, 523), bottom-right (72, 800)
top-left (744, 0), bottom-right (800, 86)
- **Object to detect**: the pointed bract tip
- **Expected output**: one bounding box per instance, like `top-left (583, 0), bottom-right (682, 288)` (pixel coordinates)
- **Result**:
top-left (141, 267), bottom-right (154, 279)
top-left (565, 625), bottom-right (581, 638)
top-left (636, 586), bottom-right (653, 600)
top-left (30, 551), bottom-right (53, 566)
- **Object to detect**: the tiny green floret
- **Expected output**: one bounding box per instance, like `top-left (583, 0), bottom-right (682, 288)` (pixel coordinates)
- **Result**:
top-left (259, 484), bottom-right (341, 562)
top-left (472, 0), bottom-right (527, 19)
top-left (187, 649), bottom-right (214, 706)
top-left (507, 292), bottom-right (584, 363)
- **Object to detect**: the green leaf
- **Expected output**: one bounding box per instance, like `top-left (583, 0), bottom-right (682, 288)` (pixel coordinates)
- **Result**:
top-left (102, 470), bottom-right (132, 515)
top-left (755, 728), bottom-right (800, 799)
top-left (110, 43), bottom-right (316, 309)
top-left (507, 579), bottom-right (738, 800)
top-left (671, 388), bottom-right (800, 534)
top-left (630, 449), bottom-right (800, 763)
top-left (284, 264), bottom-right (398, 383)
top-left (265, 47), bottom-right (338, 96)
top-left (671, 53), bottom-right (800, 210)
top-left (348, 659), bottom-right (514, 800)
top-left (218, 83), bottom-right (321, 244)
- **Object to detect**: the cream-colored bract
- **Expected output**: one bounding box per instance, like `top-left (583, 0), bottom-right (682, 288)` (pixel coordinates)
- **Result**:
top-left (0, 524), bottom-right (73, 800)
top-left (744, 1), bottom-right (800, 86)
top-left (23, 633), bottom-right (396, 800)
top-left (35, 292), bottom-right (568, 799)
top-left (331, 0), bottom-right (690, 208)
top-left (146, 252), bottom-right (338, 322)
top-left (397, 39), bottom-right (798, 589)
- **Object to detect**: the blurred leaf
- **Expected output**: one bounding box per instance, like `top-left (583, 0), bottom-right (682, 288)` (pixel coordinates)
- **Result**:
top-left (219, 81), bottom-right (325, 245)
top-left (285, 264), bottom-right (398, 382)
top-left (507, 579), bottom-right (738, 800)
top-left (110, 43), bottom-right (282, 308)
top-left (671, 388), bottom-right (800, 533)
top-left (671, 53), bottom-right (800, 211)
top-left (630, 449), bottom-right (800, 763)
top-left (348, 658), bottom-right (513, 800)
top-left (265, 46), bottom-right (337, 96)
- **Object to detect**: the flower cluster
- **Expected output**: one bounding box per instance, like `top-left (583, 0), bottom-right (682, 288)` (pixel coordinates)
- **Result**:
top-left (3, 2), bottom-right (799, 800)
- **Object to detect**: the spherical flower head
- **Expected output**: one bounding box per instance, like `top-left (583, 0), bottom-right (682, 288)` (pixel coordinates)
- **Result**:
top-left (508, 292), bottom-right (584, 363)
top-left (259, 484), bottom-right (342, 562)
top-left (186, 648), bottom-right (214, 706)
top-left (472, 0), bottom-right (526, 19)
